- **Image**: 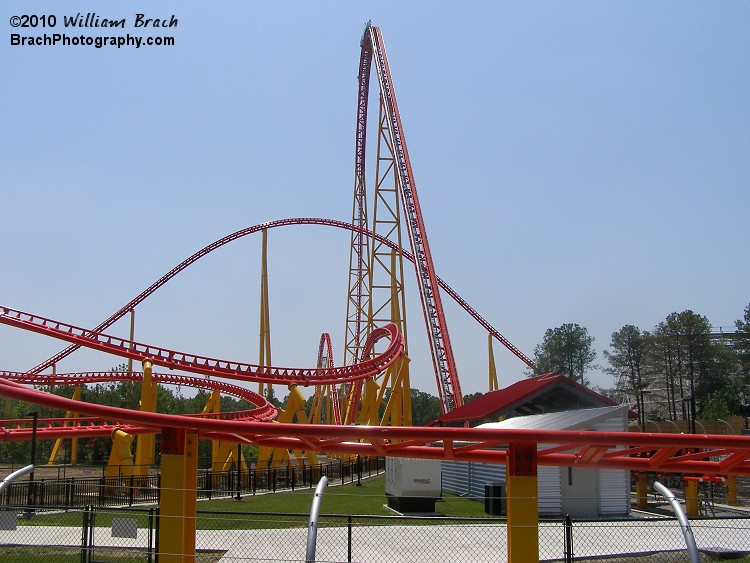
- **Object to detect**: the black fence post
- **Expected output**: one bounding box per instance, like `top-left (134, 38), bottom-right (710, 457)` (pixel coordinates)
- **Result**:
top-left (564, 514), bottom-right (574, 563)
top-left (80, 505), bottom-right (89, 563)
top-left (154, 506), bottom-right (160, 563)
top-left (129, 475), bottom-right (135, 507)
top-left (148, 507), bottom-right (155, 563)
top-left (348, 514), bottom-right (353, 562)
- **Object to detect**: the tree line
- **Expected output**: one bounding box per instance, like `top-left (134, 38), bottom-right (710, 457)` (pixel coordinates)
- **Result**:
top-left (531, 302), bottom-right (750, 428)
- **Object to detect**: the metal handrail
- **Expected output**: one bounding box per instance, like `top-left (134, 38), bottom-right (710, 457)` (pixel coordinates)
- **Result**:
top-left (653, 481), bottom-right (700, 563)
top-left (0, 465), bottom-right (34, 496)
top-left (305, 476), bottom-right (329, 562)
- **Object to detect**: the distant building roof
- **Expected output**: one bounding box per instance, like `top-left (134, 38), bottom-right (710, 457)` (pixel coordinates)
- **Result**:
top-left (429, 373), bottom-right (618, 427)
top-left (477, 405), bottom-right (629, 432)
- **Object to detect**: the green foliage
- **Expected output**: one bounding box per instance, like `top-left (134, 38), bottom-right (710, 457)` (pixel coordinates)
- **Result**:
top-left (409, 388), bottom-right (442, 426)
top-left (532, 323), bottom-right (596, 384)
top-left (604, 325), bottom-right (650, 427)
top-left (605, 306), bottom-right (750, 427)
top-left (463, 392), bottom-right (484, 404)
top-left (736, 303), bottom-right (750, 396)
top-left (700, 387), bottom-right (734, 421)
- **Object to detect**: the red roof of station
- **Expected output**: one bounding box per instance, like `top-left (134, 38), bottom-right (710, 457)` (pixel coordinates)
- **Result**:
top-left (429, 373), bottom-right (618, 426)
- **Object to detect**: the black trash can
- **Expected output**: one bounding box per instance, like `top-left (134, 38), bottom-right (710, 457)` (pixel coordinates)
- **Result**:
top-left (484, 483), bottom-right (505, 515)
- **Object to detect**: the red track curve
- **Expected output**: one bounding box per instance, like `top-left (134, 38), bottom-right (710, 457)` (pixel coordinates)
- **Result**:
top-left (25, 218), bottom-right (535, 376)
top-left (1, 370), bottom-right (277, 422)
top-left (315, 333), bottom-right (342, 425)
top-left (2, 375), bottom-right (750, 475)
top-left (1, 307), bottom-right (402, 387)
top-left (0, 370), bottom-right (278, 442)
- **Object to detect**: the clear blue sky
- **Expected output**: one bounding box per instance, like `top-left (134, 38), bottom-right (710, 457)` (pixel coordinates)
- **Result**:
top-left (2, 1), bottom-right (748, 396)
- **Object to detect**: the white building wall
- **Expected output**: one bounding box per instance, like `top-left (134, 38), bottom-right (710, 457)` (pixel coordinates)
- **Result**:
top-left (538, 465), bottom-right (563, 515)
top-left (441, 406), bottom-right (631, 517)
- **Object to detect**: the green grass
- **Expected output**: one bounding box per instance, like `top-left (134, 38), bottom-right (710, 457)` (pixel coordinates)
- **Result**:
top-left (195, 474), bottom-right (497, 521)
top-left (17, 474), bottom-right (496, 532)
top-left (0, 546), bottom-right (146, 562)
top-left (0, 546), bottom-right (223, 563)
top-left (18, 507), bottom-right (153, 529)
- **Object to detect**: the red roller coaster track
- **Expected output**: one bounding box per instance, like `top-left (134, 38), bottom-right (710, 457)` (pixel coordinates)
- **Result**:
top-left (0, 369), bottom-right (277, 442)
top-left (2, 372), bottom-right (750, 475)
top-left (26, 218), bottom-right (534, 377)
top-left (1, 306), bottom-right (402, 387)
top-left (361, 24), bottom-right (462, 414)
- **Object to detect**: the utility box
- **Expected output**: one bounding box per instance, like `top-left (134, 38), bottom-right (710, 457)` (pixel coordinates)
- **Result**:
top-left (484, 483), bottom-right (506, 515)
top-left (386, 457), bottom-right (441, 513)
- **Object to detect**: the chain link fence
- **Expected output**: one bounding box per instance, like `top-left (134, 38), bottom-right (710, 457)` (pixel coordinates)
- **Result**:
top-left (0, 505), bottom-right (749, 562)
top-left (2, 460), bottom-right (750, 562)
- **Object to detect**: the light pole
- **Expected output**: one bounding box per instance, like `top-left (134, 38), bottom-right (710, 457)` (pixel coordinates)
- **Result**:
top-left (24, 411), bottom-right (38, 511)
top-left (680, 397), bottom-right (696, 434)
top-left (235, 443), bottom-right (242, 501)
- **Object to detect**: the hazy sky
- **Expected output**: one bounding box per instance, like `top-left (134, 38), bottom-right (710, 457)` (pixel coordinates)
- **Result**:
top-left (2, 2), bottom-right (748, 398)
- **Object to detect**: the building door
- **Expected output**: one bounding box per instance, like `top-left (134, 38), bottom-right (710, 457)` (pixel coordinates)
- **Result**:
top-left (562, 466), bottom-right (599, 518)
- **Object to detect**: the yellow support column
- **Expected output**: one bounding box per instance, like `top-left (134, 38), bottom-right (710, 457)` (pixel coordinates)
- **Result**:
top-left (488, 333), bottom-right (498, 392)
top-left (636, 473), bottom-right (648, 509)
top-left (726, 475), bottom-right (737, 506)
top-left (258, 227), bottom-right (272, 399)
top-left (48, 384), bottom-right (81, 465)
top-left (135, 359), bottom-right (157, 477)
top-left (105, 429), bottom-right (135, 479)
top-left (159, 427), bottom-right (198, 563)
top-left (506, 442), bottom-right (539, 563)
top-left (684, 478), bottom-right (699, 517)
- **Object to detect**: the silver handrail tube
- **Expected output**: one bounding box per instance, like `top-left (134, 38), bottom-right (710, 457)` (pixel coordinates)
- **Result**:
top-left (0, 465), bottom-right (34, 495)
top-left (305, 476), bottom-right (329, 563)
top-left (653, 481), bottom-right (700, 563)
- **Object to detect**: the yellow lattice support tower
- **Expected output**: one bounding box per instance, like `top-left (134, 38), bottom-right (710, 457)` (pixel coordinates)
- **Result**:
top-left (342, 94), bottom-right (410, 427)
top-left (356, 250), bottom-right (412, 431)
top-left (134, 359), bottom-right (157, 477)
